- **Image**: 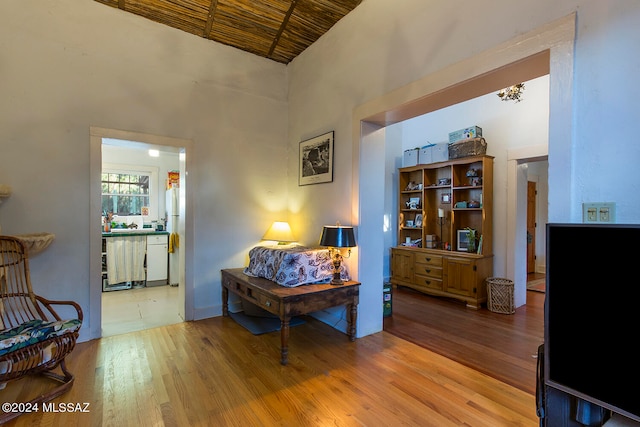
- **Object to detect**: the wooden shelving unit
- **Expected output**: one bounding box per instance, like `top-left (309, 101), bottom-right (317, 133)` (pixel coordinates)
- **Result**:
top-left (391, 155), bottom-right (494, 309)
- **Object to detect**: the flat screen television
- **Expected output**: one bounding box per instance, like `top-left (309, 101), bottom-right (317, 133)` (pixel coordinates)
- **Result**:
top-left (545, 223), bottom-right (640, 423)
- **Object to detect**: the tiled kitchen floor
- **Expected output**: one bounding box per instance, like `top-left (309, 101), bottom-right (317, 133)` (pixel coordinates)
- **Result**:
top-left (101, 285), bottom-right (183, 337)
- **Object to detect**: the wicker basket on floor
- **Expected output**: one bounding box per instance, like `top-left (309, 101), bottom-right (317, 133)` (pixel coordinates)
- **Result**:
top-left (486, 277), bottom-right (515, 314)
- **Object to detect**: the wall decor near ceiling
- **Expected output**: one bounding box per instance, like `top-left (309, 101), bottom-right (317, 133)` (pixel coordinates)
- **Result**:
top-left (497, 83), bottom-right (525, 102)
top-left (299, 131), bottom-right (334, 186)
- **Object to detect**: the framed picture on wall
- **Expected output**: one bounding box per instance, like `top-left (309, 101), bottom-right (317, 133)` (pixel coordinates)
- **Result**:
top-left (299, 131), bottom-right (334, 186)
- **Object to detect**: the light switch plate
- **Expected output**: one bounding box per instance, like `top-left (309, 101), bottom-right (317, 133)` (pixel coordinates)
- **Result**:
top-left (582, 202), bottom-right (616, 223)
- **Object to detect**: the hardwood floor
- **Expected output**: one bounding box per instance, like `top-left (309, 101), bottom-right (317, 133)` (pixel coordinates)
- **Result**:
top-left (527, 272), bottom-right (546, 282)
top-left (0, 305), bottom-right (540, 426)
top-left (526, 272), bottom-right (546, 293)
top-left (384, 285), bottom-right (545, 396)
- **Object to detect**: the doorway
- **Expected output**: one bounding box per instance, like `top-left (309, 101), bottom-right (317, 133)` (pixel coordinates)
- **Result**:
top-left (353, 15), bottom-right (575, 331)
top-left (524, 159), bottom-right (548, 291)
top-left (89, 127), bottom-right (193, 340)
top-left (100, 140), bottom-right (184, 336)
top-left (527, 180), bottom-right (536, 274)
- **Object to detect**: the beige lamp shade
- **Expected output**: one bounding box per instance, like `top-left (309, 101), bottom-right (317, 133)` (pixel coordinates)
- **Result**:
top-left (0, 184), bottom-right (11, 198)
top-left (262, 221), bottom-right (295, 244)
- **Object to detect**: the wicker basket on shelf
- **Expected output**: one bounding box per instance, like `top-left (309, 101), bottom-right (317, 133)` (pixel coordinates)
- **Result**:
top-left (486, 277), bottom-right (515, 314)
top-left (448, 137), bottom-right (487, 159)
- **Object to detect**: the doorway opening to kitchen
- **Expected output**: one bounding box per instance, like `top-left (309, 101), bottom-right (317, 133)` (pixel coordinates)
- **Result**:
top-left (89, 127), bottom-right (192, 339)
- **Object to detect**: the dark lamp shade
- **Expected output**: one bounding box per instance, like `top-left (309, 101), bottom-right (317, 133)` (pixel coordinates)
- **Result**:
top-left (319, 226), bottom-right (356, 248)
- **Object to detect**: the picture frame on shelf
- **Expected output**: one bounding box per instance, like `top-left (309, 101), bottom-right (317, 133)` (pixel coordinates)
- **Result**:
top-left (441, 193), bottom-right (451, 203)
top-left (457, 229), bottom-right (471, 251)
top-left (299, 131), bottom-right (334, 186)
top-left (415, 214), bottom-right (423, 227)
top-left (408, 197), bottom-right (420, 209)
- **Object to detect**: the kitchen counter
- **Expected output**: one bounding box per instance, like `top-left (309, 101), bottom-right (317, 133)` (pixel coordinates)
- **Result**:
top-left (102, 230), bottom-right (169, 237)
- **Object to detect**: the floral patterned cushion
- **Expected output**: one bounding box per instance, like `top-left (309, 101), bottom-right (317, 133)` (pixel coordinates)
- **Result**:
top-left (0, 318), bottom-right (82, 357)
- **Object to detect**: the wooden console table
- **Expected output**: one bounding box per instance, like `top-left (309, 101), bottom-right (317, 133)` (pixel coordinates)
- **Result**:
top-left (221, 268), bottom-right (360, 365)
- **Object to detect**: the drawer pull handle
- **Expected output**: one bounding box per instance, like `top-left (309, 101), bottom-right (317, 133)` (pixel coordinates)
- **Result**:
top-left (425, 280), bottom-right (431, 285)
top-left (425, 268), bottom-right (431, 273)
top-left (426, 257), bottom-right (431, 262)
top-left (265, 301), bottom-right (271, 307)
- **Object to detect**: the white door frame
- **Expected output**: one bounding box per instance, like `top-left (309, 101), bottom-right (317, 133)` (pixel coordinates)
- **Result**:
top-left (352, 14), bottom-right (575, 330)
top-left (89, 126), bottom-right (194, 339)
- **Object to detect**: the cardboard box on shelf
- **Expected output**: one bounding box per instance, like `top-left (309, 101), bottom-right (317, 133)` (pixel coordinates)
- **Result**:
top-left (448, 126), bottom-right (482, 143)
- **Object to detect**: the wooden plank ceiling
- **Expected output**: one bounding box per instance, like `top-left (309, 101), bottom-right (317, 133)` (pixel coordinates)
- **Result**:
top-left (94, 0), bottom-right (363, 64)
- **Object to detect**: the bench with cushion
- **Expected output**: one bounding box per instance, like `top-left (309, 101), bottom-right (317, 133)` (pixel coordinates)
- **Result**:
top-left (0, 235), bottom-right (83, 423)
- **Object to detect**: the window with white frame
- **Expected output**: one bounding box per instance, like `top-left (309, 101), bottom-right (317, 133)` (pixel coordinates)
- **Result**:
top-left (101, 165), bottom-right (158, 217)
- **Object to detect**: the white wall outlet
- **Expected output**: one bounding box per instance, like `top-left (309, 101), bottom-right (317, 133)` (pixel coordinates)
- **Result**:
top-left (582, 202), bottom-right (616, 223)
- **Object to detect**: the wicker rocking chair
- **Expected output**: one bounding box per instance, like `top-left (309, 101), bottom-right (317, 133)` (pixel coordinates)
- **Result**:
top-left (0, 235), bottom-right (83, 423)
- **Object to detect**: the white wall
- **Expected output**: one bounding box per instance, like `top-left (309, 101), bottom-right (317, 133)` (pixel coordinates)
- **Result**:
top-left (397, 76), bottom-right (550, 153)
top-left (0, 0), bottom-right (288, 341)
top-left (289, 0), bottom-right (640, 334)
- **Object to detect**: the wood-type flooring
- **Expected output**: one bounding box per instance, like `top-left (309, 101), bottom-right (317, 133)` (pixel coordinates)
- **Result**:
top-left (384, 284), bottom-right (545, 395)
top-left (0, 288), bottom-right (544, 426)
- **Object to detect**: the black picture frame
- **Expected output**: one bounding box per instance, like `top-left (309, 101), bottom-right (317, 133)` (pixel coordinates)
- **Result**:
top-left (299, 131), bottom-right (334, 186)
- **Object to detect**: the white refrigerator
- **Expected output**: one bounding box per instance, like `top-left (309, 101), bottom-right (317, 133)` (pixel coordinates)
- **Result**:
top-left (165, 188), bottom-right (180, 286)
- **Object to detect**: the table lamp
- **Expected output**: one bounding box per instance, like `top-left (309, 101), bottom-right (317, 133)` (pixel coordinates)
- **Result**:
top-left (319, 223), bottom-right (356, 285)
top-left (262, 221), bottom-right (296, 245)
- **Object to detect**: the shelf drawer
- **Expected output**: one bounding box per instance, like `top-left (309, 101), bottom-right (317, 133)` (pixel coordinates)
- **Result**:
top-left (229, 279), bottom-right (249, 297)
top-left (415, 264), bottom-right (443, 279)
top-left (415, 253), bottom-right (443, 267)
top-left (255, 293), bottom-right (281, 314)
top-left (415, 252), bottom-right (443, 291)
top-left (414, 274), bottom-right (443, 290)
top-left (227, 280), bottom-right (281, 314)
top-left (147, 234), bottom-right (168, 245)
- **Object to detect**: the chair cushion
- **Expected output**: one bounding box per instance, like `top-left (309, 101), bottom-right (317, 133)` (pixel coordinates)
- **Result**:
top-left (0, 319), bottom-right (82, 357)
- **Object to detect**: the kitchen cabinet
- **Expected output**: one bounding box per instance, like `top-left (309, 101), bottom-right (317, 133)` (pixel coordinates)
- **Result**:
top-left (102, 232), bottom-right (169, 291)
top-left (102, 236), bottom-right (134, 291)
top-left (146, 234), bottom-right (168, 286)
